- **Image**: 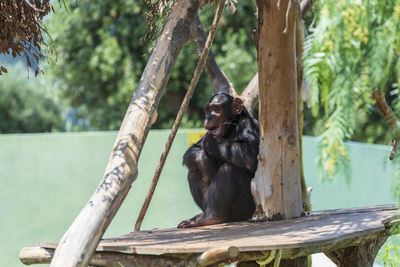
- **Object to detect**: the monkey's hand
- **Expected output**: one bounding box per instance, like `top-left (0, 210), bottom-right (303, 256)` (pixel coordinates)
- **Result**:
top-left (203, 133), bottom-right (227, 159)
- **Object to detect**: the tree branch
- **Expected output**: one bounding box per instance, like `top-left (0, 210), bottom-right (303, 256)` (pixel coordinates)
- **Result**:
top-left (190, 12), bottom-right (236, 96)
top-left (373, 88), bottom-right (400, 160)
top-left (240, 73), bottom-right (258, 115)
top-left (24, 0), bottom-right (46, 13)
top-left (300, 0), bottom-right (314, 17)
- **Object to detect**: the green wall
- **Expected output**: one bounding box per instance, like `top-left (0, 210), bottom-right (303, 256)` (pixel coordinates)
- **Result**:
top-left (303, 136), bottom-right (394, 210)
top-left (0, 131), bottom-right (395, 266)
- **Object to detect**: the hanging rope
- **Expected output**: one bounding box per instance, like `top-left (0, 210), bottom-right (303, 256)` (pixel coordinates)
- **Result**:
top-left (256, 249), bottom-right (282, 267)
top-left (134, 0), bottom-right (226, 232)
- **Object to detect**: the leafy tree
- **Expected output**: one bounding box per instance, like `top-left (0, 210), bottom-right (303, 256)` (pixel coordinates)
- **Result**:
top-left (0, 62), bottom-right (63, 133)
top-left (46, 0), bottom-right (400, 180)
top-left (0, 0), bottom-right (54, 75)
top-left (46, 0), bottom-right (257, 130)
top-left (303, 0), bottom-right (400, 178)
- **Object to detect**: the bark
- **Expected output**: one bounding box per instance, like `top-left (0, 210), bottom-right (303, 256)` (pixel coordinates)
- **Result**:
top-left (325, 236), bottom-right (388, 267)
top-left (49, 1), bottom-right (199, 266)
top-left (251, 0), bottom-right (302, 221)
top-left (300, 0), bottom-right (314, 17)
top-left (190, 12), bottom-right (235, 95)
top-left (239, 0), bottom-right (316, 115)
top-left (20, 247), bottom-right (197, 267)
top-left (198, 246), bottom-right (239, 266)
top-left (295, 1), bottom-right (311, 212)
top-left (241, 73), bottom-right (259, 115)
top-left (373, 88), bottom-right (400, 160)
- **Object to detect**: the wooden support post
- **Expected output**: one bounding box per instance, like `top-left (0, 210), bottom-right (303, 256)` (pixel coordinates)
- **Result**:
top-left (325, 235), bottom-right (388, 267)
top-left (48, 1), bottom-right (199, 266)
top-left (251, 0), bottom-right (302, 220)
top-left (250, 1), bottom-right (305, 266)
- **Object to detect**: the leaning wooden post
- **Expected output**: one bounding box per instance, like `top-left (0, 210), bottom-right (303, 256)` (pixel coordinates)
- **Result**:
top-left (49, 1), bottom-right (199, 266)
top-left (251, 0), bottom-right (302, 223)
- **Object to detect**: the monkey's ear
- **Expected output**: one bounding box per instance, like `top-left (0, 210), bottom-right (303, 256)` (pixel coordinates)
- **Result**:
top-left (232, 97), bottom-right (244, 115)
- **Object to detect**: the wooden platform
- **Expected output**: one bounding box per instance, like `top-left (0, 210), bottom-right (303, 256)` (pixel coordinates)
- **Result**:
top-left (20, 205), bottom-right (399, 266)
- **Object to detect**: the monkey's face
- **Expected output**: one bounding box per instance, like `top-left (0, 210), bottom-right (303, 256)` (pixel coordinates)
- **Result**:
top-left (204, 94), bottom-right (236, 138)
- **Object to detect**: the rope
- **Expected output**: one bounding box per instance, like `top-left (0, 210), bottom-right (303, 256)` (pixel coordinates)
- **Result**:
top-left (256, 249), bottom-right (282, 267)
top-left (134, 0), bottom-right (226, 232)
top-left (274, 250), bottom-right (282, 267)
top-left (256, 250), bottom-right (276, 266)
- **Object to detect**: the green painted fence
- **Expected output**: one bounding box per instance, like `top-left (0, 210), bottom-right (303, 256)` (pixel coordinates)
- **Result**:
top-left (0, 131), bottom-right (395, 266)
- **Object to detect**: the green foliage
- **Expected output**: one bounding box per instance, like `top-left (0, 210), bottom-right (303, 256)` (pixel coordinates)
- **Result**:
top-left (46, 1), bottom-right (257, 130)
top-left (377, 236), bottom-right (400, 267)
top-left (0, 63), bottom-right (63, 133)
top-left (47, 0), bottom-right (150, 130)
top-left (303, 0), bottom-right (400, 179)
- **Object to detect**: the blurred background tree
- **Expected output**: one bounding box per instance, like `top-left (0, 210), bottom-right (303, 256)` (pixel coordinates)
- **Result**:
top-left (2, 0), bottom-right (400, 180)
top-left (0, 0), bottom-right (53, 75)
top-left (0, 62), bottom-right (63, 133)
top-left (46, 0), bottom-right (257, 130)
top-left (303, 0), bottom-right (400, 178)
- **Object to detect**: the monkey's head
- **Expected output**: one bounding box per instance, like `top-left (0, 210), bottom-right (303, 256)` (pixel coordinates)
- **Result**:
top-left (204, 93), bottom-right (244, 138)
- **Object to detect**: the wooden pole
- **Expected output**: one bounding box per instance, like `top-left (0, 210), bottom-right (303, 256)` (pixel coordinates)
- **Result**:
top-left (190, 13), bottom-right (235, 95)
top-left (49, 1), bottom-right (199, 266)
top-left (251, 0), bottom-right (303, 221)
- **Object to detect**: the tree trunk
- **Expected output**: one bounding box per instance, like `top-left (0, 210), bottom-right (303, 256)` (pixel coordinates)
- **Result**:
top-left (251, 0), bottom-right (302, 221)
top-left (325, 236), bottom-right (388, 267)
top-left (250, 3), bottom-right (305, 264)
top-left (49, 1), bottom-right (199, 266)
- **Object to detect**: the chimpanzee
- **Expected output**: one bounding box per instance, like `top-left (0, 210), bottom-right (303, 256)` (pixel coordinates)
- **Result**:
top-left (178, 93), bottom-right (259, 228)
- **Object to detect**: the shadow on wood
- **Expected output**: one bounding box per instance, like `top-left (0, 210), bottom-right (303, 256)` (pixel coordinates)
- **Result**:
top-left (20, 205), bottom-right (398, 266)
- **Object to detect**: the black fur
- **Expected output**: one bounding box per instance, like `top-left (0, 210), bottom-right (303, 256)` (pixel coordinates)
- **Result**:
top-left (179, 93), bottom-right (259, 227)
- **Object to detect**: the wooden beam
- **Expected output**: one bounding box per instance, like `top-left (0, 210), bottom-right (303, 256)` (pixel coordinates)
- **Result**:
top-left (48, 1), bottom-right (199, 266)
top-left (20, 247), bottom-right (198, 267)
top-left (190, 12), bottom-right (235, 95)
top-left (241, 73), bottom-right (259, 115)
top-left (250, 1), bottom-right (304, 265)
top-left (19, 247), bottom-right (54, 265)
top-left (251, 0), bottom-right (302, 220)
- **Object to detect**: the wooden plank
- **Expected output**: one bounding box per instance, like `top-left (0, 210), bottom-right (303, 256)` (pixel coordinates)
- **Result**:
top-left (22, 232), bottom-right (386, 266)
top-left (20, 247), bottom-right (199, 267)
top-left (305, 204), bottom-right (397, 216)
top-left (37, 207), bottom-right (397, 255)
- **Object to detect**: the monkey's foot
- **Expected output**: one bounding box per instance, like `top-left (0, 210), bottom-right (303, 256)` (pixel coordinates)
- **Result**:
top-left (177, 215), bottom-right (223, 228)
